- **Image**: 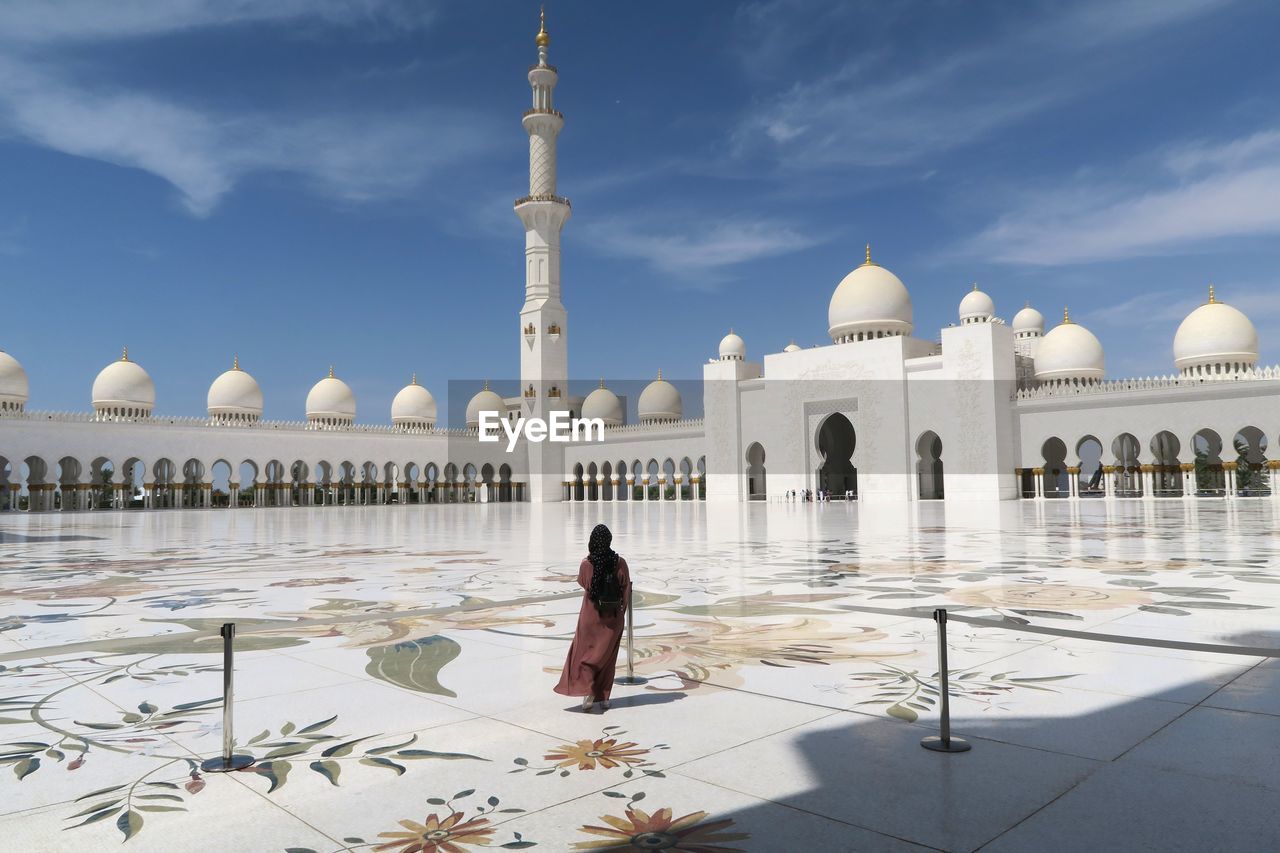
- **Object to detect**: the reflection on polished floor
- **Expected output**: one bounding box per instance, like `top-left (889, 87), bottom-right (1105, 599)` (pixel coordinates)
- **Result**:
top-left (2, 499), bottom-right (1279, 851)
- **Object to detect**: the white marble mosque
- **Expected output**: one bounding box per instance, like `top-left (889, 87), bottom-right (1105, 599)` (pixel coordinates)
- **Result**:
top-left (1, 15), bottom-right (1278, 514)
top-left (3, 15), bottom-right (1280, 852)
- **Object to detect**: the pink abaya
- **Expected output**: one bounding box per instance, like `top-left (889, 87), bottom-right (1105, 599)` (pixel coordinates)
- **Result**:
top-left (554, 556), bottom-right (631, 701)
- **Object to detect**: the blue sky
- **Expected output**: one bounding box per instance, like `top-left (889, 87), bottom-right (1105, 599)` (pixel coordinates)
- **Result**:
top-left (2, 0), bottom-right (1279, 422)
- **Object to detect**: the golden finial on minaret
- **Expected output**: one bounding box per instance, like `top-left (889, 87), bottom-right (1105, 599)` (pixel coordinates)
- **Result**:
top-left (536, 5), bottom-right (549, 47)
top-left (1208, 284), bottom-right (1217, 304)
top-left (864, 244), bottom-right (872, 266)
top-left (1063, 307), bottom-right (1071, 324)
top-left (328, 365), bottom-right (334, 378)
top-left (121, 346), bottom-right (128, 362)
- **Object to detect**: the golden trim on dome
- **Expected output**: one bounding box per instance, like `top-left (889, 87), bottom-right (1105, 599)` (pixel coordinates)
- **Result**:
top-left (1207, 284), bottom-right (1217, 304)
top-left (1062, 307), bottom-right (1071, 324)
top-left (121, 346), bottom-right (129, 362)
top-left (536, 6), bottom-right (549, 47)
top-left (862, 244), bottom-right (874, 266)
top-left (233, 354), bottom-right (240, 371)
top-left (328, 365), bottom-right (334, 378)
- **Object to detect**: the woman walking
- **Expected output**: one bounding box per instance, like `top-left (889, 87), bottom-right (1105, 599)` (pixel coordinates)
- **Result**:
top-left (555, 523), bottom-right (631, 712)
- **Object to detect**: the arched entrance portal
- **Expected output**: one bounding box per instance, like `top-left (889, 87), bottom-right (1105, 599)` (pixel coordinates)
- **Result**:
top-left (916, 431), bottom-right (943, 500)
top-left (745, 443), bottom-right (766, 500)
top-left (816, 414), bottom-right (856, 498)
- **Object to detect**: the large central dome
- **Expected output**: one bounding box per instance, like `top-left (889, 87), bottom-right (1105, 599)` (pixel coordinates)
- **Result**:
top-left (828, 246), bottom-right (913, 343)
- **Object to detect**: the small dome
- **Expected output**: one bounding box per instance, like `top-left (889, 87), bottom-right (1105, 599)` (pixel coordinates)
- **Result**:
top-left (306, 368), bottom-right (356, 423)
top-left (0, 349), bottom-right (30, 410)
top-left (392, 375), bottom-right (437, 427)
top-left (783, 341), bottom-right (801, 353)
top-left (718, 330), bottom-right (746, 361)
top-left (465, 383), bottom-right (505, 427)
top-left (581, 380), bottom-right (623, 425)
top-left (92, 348), bottom-right (155, 415)
top-left (638, 371), bottom-right (682, 422)
top-left (207, 357), bottom-right (263, 422)
top-left (1034, 310), bottom-right (1105, 383)
top-left (1173, 286), bottom-right (1258, 375)
top-left (959, 284), bottom-right (995, 323)
top-left (1012, 303), bottom-right (1045, 335)
top-left (828, 245), bottom-right (913, 342)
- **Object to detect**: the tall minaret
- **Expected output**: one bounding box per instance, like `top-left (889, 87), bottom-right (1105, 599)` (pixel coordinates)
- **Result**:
top-left (515, 7), bottom-right (571, 502)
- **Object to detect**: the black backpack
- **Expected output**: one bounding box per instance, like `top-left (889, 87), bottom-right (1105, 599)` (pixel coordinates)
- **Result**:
top-left (592, 569), bottom-right (624, 617)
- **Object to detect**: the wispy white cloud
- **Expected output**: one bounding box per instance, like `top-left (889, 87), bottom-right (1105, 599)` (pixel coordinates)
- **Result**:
top-left (970, 129), bottom-right (1280, 264)
top-left (581, 215), bottom-right (822, 288)
top-left (0, 2), bottom-right (494, 216)
top-left (730, 0), bottom-right (1234, 170)
top-left (0, 1), bottom-right (433, 45)
top-left (0, 59), bottom-right (494, 216)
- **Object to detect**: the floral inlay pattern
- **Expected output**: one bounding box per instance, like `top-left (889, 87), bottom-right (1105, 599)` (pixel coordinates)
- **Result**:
top-left (573, 792), bottom-right (748, 851)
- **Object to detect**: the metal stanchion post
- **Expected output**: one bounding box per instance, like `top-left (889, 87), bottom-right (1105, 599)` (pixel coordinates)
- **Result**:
top-left (615, 584), bottom-right (647, 686)
top-left (201, 623), bottom-right (255, 772)
top-left (921, 608), bottom-right (970, 753)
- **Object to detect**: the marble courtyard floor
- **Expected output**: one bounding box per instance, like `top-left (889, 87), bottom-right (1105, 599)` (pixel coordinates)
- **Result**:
top-left (2, 499), bottom-right (1280, 852)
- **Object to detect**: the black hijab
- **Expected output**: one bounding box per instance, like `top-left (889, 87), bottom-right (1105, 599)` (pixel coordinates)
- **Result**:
top-left (586, 523), bottom-right (619, 602)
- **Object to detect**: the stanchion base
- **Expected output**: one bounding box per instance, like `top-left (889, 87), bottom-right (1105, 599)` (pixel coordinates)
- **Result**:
top-left (615, 675), bottom-right (649, 685)
top-left (921, 736), bottom-right (970, 753)
top-left (200, 754), bottom-right (255, 773)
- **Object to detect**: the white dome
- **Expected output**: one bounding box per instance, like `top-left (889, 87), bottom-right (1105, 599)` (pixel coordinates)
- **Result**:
top-left (92, 350), bottom-right (155, 414)
top-left (718, 330), bottom-right (746, 361)
top-left (1173, 287), bottom-right (1258, 374)
top-left (306, 370), bottom-right (356, 422)
top-left (959, 285), bottom-right (995, 323)
top-left (638, 373), bottom-right (682, 422)
top-left (783, 341), bottom-right (801, 353)
top-left (1034, 311), bottom-right (1105, 383)
top-left (0, 350), bottom-right (29, 408)
top-left (581, 382), bottom-right (623, 425)
top-left (827, 247), bottom-right (913, 342)
top-left (1012, 303), bottom-right (1045, 335)
top-left (207, 359), bottom-right (263, 421)
top-left (465, 385), bottom-right (505, 427)
top-left (391, 377), bottom-right (437, 426)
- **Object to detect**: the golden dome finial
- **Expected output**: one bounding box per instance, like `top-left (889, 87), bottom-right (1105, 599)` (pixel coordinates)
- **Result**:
top-left (411, 372), bottom-right (417, 385)
top-left (1025, 299), bottom-right (1030, 309)
top-left (536, 5), bottom-right (549, 47)
top-left (656, 368), bottom-right (663, 380)
top-left (233, 354), bottom-right (239, 371)
top-left (1063, 307), bottom-right (1071, 324)
top-left (483, 378), bottom-right (490, 391)
top-left (1208, 283), bottom-right (1217, 304)
top-left (599, 376), bottom-right (606, 389)
top-left (121, 346), bottom-right (128, 362)
top-left (864, 243), bottom-right (872, 266)
top-left (328, 365), bottom-right (334, 378)
top-left (972, 282), bottom-right (979, 291)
